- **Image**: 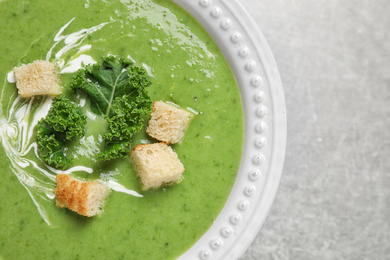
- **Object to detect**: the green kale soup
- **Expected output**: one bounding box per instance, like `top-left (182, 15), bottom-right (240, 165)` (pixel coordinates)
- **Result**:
top-left (0, 0), bottom-right (244, 259)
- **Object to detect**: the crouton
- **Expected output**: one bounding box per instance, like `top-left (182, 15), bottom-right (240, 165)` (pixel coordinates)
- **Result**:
top-left (131, 142), bottom-right (185, 190)
top-left (13, 60), bottom-right (62, 97)
top-left (54, 174), bottom-right (110, 217)
top-left (146, 101), bottom-right (192, 144)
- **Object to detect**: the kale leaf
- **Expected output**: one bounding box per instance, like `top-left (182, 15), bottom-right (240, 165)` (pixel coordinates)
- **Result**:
top-left (36, 97), bottom-right (87, 169)
top-left (45, 96), bottom-right (87, 140)
top-left (70, 56), bottom-right (152, 160)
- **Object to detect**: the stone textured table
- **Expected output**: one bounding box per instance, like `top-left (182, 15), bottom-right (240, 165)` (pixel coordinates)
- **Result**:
top-left (239, 1), bottom-right (390, 259)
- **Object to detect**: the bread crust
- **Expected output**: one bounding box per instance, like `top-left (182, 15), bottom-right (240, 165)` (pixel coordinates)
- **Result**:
top-left (131, 142), bottom-right (185, 190)
top-left (146, 101), bottom-right (192, 144)
top-left (55, 174), bottom-right (109, 217)
top-left (13, 60), bottom-right (62, 97)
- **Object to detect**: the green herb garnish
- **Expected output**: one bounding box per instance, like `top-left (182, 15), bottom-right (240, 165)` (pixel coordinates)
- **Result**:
top-left (36, 56), bottom-right (152, 169)
top-left (36, 97), bottom-right (87, 169)
top-left (70, 56), bottom-right (152, 160)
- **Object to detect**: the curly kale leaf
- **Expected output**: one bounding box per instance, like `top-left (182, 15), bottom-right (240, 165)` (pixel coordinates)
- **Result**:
top-left (44, 96), bottom-right (87, 140)
top-left (70, 56), bottom-right (152, 117)
top-left (36, 121), bottom-right (71, 169)
top-left (99, 92), bottom-right (151, 160)
top-left (36, 97), bottom-right (87, 169)
top-left (70, 56), bottom-right (152, 160)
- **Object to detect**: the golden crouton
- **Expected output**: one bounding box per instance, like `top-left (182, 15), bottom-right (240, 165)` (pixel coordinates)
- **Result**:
top-left (131, 142), bottom-right (185, 190)
top-left (55, 174), bottom-right (110, 217)
top-left (13, 60), bottom-right (62, 97)
top-left (146, 101), bottom-right (192, 144)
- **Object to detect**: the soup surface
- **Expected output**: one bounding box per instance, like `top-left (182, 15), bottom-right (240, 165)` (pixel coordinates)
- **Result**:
top-left (0, 0), bottom-right (244, 259)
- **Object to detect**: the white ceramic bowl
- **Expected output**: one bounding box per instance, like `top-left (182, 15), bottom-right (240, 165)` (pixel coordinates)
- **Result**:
top-left (173, 1), bottom-right (287, 259)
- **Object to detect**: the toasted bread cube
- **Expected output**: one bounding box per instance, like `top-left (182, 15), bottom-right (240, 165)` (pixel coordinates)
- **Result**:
top-left (131, 142), bottom-right (185, 190)
top-left (13, 60), bottom-right (62, 97)
top-left (146, 101), bottom-right (192, 144)
top-left (55, 174), bottom-right (110, 217)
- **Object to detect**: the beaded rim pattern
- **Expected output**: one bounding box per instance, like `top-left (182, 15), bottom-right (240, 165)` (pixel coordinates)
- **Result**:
top-left (174, 0), bottom-right (287, 259)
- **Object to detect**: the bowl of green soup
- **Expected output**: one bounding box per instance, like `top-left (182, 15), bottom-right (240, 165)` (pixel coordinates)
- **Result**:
top-left (0, 0), bottom-right (286, 259)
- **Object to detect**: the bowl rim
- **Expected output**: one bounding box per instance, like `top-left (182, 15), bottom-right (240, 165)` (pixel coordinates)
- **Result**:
top-left (173, 1), bottom-right (286, 259)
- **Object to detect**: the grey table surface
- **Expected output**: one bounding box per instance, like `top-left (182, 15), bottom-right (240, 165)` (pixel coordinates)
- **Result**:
top-left (237, 1), bottom-right (390, 259)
